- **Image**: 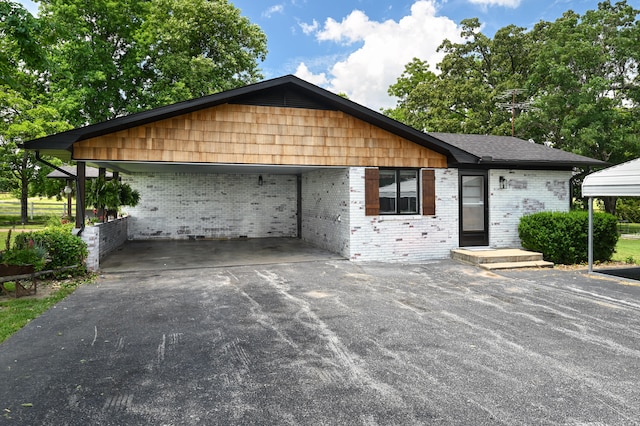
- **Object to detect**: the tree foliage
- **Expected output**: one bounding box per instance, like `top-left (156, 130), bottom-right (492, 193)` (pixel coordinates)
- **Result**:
top-left (40, 0), bottom-right (268, 126)
top-left (0, 1), bottom-right (48, 91)
top-left (387, 19), bottom-right (533, 135)
top-left (0, 87), bottom-right (72, 223)
top-left (386, 1), bottom-right (640, 167)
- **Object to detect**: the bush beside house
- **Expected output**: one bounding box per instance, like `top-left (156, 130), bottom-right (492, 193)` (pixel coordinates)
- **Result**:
top-left (519, 211), bottom-right (619, 264)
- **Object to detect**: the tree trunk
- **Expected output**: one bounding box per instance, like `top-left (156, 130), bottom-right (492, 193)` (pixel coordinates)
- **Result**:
top-left (603, 196), bottom-right (617, 216)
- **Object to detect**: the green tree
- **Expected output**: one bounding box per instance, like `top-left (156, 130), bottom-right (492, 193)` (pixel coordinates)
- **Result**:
top-left (40, 0), bottom-right (268, 126)
top-left (138, 0), bottom-right (267, 108)
top-left (386, 19), bottom-right (533, 134)
top-left (523, 1), bottom-right (640, 163)
top-left (40, 0), bottom-right (150, 126)
top-left (386, 58), bottom-right (437, 130)
top-left (1, 2), bottom-right (70, 221)
top-left (0, 1), bottom-right (48, 91)
top-left (0, 88), bottom-right (72, 223)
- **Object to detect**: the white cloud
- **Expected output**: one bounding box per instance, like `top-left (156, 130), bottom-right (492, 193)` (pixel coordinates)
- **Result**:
top-left (299, 19), bottom-right (319, 35)
top-left (468, 0), bottom-right (521, 7)
top-left (294, 63), bottom-right (329, 86)
top-left (317, 10), bottom-right (377, 44)
top-left (296, 0), bottom-right (462, 110)
top-left (262, 4), bottom-right (285, 18)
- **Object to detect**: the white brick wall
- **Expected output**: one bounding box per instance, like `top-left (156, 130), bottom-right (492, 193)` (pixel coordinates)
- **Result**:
top-left (81, 226), bottom-right (99, 271)
top-left (80, 216), bottom-right (129, 271)
top-left (489, 169), bottom-right (572, 248)
top-left (112, 167), bottom-right (573, 263)
top-left (122, 173), bottom-right (298, 240)
top-left (300, 168), bottom-right (351, 257)
top-left (348, 167), bottom-right (460, 262)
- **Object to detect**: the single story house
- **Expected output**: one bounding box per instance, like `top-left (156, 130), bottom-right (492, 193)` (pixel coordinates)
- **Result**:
top-left (24, 75), bottom-right (604, 266)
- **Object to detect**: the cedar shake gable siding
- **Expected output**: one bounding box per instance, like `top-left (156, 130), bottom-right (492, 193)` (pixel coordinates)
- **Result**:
top-left (73, 103), bottom-right (447, 169)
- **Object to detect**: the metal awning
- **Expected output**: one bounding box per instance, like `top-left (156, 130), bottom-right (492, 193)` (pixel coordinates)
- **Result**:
top-left (583, 158), bottom-right (640, 197)
top-left (582, 158), bottom-right (640, 272)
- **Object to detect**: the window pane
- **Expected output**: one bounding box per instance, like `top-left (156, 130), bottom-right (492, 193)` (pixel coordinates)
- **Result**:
top-left (462, 176), bottom-right (485, 231)
top-left (399, 170), bottom-right (418, 213)
top-left (379, 170), bottom-right (397, 214)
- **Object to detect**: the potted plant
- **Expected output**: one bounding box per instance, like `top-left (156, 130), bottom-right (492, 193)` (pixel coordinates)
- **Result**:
top-left (86, 177), bottom-right (140, 223)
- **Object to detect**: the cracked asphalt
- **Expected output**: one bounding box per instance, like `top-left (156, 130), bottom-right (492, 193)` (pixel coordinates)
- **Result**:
top-left (2, 259), bottom-right (640, 425)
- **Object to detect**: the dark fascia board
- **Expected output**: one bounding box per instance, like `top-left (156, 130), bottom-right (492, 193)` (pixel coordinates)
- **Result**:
top-left (23, 75), bottom-right (477, 164)
top-left (451, 159), bottom-right (608, 170)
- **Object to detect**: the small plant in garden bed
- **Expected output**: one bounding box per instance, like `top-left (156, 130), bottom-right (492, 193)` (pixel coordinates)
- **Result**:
top-left (12, 225), bottom-right (88, 270)
top-left (0, 244), bottom-right (47, 271)
top-left (0, 230), bottom-right (47, 271)
top-left (0, 226), bottom-right (87, 279)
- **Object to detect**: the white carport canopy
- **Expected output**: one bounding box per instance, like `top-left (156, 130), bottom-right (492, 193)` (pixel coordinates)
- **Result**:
top-left (582, 158), bottom-right (640, 272)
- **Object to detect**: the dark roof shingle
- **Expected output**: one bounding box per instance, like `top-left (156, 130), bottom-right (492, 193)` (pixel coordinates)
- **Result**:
top-left (428, 132), bottom-right (605, 168)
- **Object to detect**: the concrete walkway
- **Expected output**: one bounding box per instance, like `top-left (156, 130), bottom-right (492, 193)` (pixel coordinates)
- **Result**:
top-left (2, 260), bottom-right (640, 424)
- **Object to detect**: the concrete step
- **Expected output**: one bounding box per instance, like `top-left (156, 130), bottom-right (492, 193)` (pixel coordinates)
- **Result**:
top-left (478, 260), bottom-right (554, 270)
top-left (451, 248), bottom-right (553, 270)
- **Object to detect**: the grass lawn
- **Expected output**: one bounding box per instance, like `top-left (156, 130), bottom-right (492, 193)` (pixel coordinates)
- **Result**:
top-left (0, 193), bottom-right (70, 245)
top-left (0, 193), bottom-right (74, 227)
top-left (0, 276), bottom-right (93, 344)
top-left (0, 210), bottom-right (89, 344)
top-left (612, 238), bottom-right (640, 264)
top-left (0, 225), bottom-right (48, 250)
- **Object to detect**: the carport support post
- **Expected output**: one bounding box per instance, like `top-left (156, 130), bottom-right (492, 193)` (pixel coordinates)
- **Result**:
top-left (75, 162), bottom-right (86, 230)
top-left (588, 196), bottom-right (594, 273)
top-left (99, 167), bottom-right (106, 222)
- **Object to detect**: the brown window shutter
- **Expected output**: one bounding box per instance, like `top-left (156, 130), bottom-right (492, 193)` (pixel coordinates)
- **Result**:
top-left (364, 168), bottom-right (379, 216)
top-left (422, 169), bottom-right (436, 216)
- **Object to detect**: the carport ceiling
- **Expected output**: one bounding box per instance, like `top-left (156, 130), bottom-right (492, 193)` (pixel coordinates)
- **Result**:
top-left (87, 161), bottom-right (330, 175)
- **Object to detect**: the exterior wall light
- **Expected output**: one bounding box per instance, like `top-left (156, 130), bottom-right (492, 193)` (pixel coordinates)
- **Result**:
top-left (499, 176), bottom-right (507, 189)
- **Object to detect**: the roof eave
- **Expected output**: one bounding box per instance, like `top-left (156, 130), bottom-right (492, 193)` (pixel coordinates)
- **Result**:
top-left (449, 159), bottom-right (608, 170)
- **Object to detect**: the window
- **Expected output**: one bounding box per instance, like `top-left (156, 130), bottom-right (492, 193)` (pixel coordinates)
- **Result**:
top-left (378, 170), bottom-right (418, 214)
top-left (365, 168), bottom-right (435, 216)
top-left (379, 169), bottom-right (419, 214)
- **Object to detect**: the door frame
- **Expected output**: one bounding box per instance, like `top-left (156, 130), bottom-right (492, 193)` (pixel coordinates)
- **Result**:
top-left (458, 169), bottom-right (489, 247)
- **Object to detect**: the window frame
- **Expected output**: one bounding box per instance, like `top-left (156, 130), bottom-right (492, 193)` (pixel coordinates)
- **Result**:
top-left (378, 168), bottom-right (420, 215)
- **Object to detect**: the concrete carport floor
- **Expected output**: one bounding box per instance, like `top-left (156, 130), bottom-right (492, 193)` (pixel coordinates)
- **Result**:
top-left (99, 237), bottom-right (344, 272)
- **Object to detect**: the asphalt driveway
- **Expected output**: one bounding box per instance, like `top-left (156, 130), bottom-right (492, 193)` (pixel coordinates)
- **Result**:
top-left (2, 259), bottom-right (640, 425)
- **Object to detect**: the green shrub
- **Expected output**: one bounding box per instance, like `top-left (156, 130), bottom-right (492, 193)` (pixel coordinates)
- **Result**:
top-left (0, 244), bottom-right (47, 271)
top-left (518, 211), bottom-right (619, 264)
top-left (13, 225), bottom-right (88, 270)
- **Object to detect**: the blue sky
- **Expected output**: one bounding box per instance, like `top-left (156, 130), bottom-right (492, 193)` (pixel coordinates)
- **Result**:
top-left (18, 0), bottom-right (608, 110)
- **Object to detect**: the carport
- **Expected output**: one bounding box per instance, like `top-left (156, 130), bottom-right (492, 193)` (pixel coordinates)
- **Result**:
top-left (583, 158), bottom-right (640, 274)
